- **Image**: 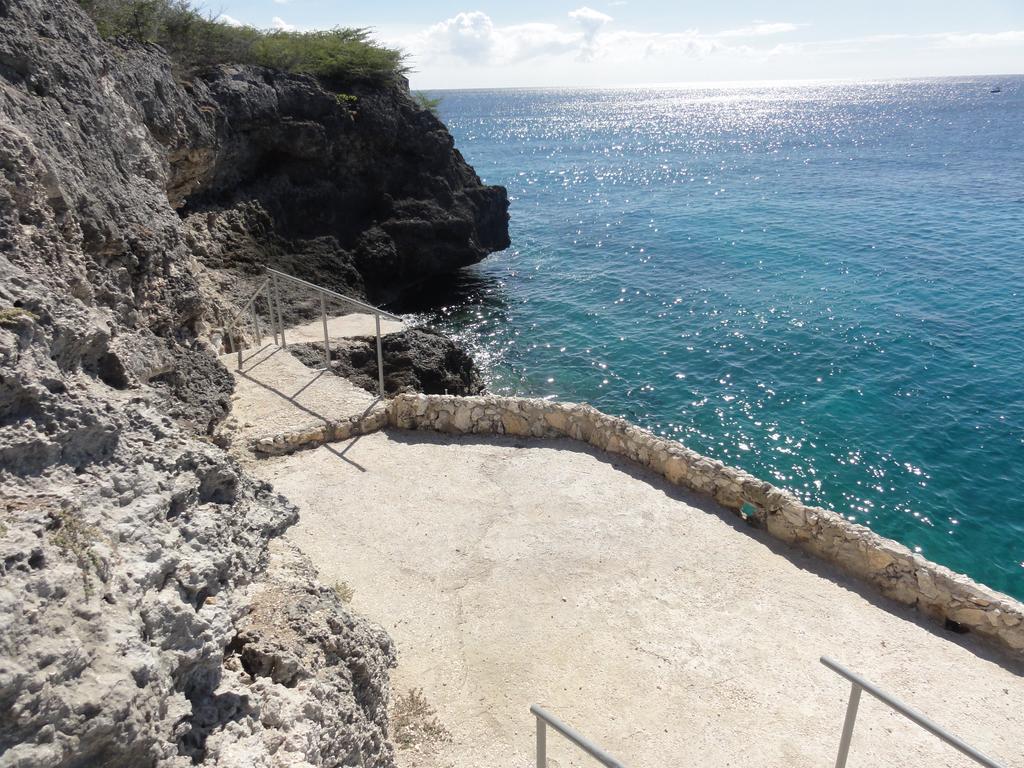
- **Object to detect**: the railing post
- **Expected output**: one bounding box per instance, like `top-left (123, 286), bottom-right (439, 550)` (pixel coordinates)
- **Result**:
top-left (266, 281), bottom-right (278, 345)
top-left (536, 714), bottom-right (546, 768)
top-left (321, 291), bottom-right (330, 370)
top-left (375, 312), bottom-right (385, 397)
top-left (273, 273), bottom-right (287, 349)
top-left (250, 304), bottom-right (261, 348)
top-left (834, 682), bottom-right (862, 768)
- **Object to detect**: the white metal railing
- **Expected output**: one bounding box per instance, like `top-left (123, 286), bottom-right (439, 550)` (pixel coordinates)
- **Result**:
top-left (223, 277), bottom-right (273, 369)
top-left (821, 656), bottom-right (1007, 768)
top-left (531, 705), bottom-right (626, 768)
top-left (221, 267), bottom-right (401, 397)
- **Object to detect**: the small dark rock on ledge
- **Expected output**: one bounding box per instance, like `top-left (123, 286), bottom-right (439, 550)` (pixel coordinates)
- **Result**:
top-left (291, 328), bottom-right (485, 397)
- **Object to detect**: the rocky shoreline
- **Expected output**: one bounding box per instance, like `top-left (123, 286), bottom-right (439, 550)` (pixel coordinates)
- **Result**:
top-left (289, 328), bottom-right (485, 398)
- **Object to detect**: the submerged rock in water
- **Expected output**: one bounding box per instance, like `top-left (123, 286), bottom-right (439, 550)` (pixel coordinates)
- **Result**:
top-left (292, 328), bottom-right (485, 397)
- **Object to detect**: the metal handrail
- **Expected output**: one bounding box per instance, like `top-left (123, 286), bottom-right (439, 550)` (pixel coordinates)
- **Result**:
top-left (531, 705), bottom-right (626, 768)
top-left (821, 656), bottom-right (1007, 768)
top-left (223, 278), bottom-right (276, 370)
top-left (265, 267), bottom-right (402, 321)
top-left (219, 267), bottom-right (395, 395)
top-left (224, 277), bottom-right (270, 334)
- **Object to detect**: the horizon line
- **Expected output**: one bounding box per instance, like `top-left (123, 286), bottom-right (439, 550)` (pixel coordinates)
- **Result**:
top-left (412, 72), bottom-right (1021, 93)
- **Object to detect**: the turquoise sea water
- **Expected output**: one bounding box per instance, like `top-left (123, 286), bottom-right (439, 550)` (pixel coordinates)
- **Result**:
top-left (412, 77), bottom-right (1024, 599)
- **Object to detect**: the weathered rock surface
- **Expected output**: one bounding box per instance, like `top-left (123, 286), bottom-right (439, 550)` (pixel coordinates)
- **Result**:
top-left (291, 329), bottom-right (485, 397)
top-left (182, 66), bottom-right (510, 325)
top-left (205, 540), bottom-right (395, 767)
top-left (0, 0), bottom-right (476, 764)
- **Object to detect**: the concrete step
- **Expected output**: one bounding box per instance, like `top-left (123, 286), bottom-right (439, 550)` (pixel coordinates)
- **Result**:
top-left (221, 313), bottom-right (404, 452)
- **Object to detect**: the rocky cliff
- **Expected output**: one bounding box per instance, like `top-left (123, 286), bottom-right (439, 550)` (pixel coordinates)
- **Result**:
top-left (0, 0), bottom-right (508, 764)
top-left (184, 66), bottom-right (510, 313)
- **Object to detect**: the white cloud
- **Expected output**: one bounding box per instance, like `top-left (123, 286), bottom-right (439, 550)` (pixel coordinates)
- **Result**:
top-left (390, 11), bottom-right (1024, 87)
top-left (716, 22), bottom-right (801, 39)
top-left (412, 12), bottom-right (582, 64)
top-left (271, 16), bottom-right (295, 31)
top-left (933, 30), bottom-right (1024, 48)
top-left (768, 29), bottom-right (1024, 58)
top-left (420, 11), bottom-right (498, 62)
top-left (272, 0), bottom-right (289, 4)
top-left (568, 6), bottom-right (613, 28)
top-left (569, 6), bottom-right (613, 61)
top-left (399, 12), bottom-right (802, 68)
top-left (218, 13), bottom-right (243, 27)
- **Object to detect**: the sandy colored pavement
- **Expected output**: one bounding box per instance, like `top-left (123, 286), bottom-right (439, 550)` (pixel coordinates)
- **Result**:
top-left (276, 312), bottom-right (404, 345)
top-left (222, 313), bottom-right (404, 447)
top-left (252, 430), bottom-right (1024, 768)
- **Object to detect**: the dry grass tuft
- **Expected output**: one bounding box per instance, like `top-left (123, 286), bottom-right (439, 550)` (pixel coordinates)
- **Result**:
top-left (391, 688), bottom-right (450, 748)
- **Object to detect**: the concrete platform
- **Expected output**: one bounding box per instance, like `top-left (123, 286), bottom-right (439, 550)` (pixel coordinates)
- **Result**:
top-left (251, 430), bottom-right (1024, 768)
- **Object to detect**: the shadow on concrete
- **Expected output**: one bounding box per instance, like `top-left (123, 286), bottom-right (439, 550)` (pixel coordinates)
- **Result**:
top-left (237, 368), bottom-right (335, 425)
top-left (237, 342), bottom-right (279, 372)
top-left (323, 436), bottom-right (368, 473)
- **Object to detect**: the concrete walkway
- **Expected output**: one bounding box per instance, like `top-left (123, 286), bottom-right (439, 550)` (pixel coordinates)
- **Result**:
top-left (222, 313), bottom-right (404, 450)
top-left (274, 312), bottom-right (404, 346)
top-left (250, 430), bottom-right (1024, 768)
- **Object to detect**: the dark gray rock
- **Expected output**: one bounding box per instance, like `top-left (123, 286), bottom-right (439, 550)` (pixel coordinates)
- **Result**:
top-left (182, 65), bottom-right (510, 312)
top-left (292, 328), bottom-right (485, 397)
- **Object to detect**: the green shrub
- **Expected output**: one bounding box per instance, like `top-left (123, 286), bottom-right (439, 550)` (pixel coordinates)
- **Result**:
top-left (391, 688), bottom-right (450, 748)
top-left (77, 0), bottom-right (408, 84)
top-left (413, 91), bottom-right (442, 115)
top-left (49, 505), bottom-right (104, 595)
top-left (333, 580), bottom-right (354, 603)
top-left (249, 29), bottom-right (406, 83)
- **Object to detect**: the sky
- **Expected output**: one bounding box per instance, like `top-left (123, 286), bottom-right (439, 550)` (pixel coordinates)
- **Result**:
top-left (213, 1), bottom-right (1024, 89)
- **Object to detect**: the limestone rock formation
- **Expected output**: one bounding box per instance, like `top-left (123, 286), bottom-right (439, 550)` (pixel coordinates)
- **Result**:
top-left (0, 0), bottom-right (506, 763)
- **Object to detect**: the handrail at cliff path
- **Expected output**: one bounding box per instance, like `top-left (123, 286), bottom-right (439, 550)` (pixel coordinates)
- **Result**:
top-left (821, 656), bottom-right (1006, 768)
top-left (265, 267), bottom-right (402, 321)
top-left (221, 267), bottom-right (399, 396)
top-left (224, 278), bottom-right (273, 370)
top-left (531, 704), bottom-right (627, 768)
top-left (264, 267), bottom-right (397, 395)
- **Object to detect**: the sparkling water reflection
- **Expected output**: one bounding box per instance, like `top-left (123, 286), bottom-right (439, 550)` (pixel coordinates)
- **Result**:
top-left (422, 78), bottom-right (1024, 599)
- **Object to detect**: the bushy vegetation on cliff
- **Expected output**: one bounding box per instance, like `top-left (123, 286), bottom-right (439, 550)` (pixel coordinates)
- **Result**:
top-left (413, 91), bottom-right (442, 115)
top-left (77, 0), bottom-right (408, 84)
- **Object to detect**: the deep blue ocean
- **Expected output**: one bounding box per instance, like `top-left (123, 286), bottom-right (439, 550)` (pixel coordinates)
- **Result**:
top-left (414, 77), bottom-right (1024, 600)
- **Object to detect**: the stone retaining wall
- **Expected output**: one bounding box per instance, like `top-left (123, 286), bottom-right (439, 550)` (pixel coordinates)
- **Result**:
top-left (252, 405), bottom-right (388, 456)
top-left (388, 393), bottom-right (1024, 656)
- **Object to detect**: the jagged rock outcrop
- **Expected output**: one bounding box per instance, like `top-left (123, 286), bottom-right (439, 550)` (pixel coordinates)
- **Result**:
top-left (291, 328), bottom-right (485, 397)
top-left (182, 67), bottom-right (510, 319)
top-left (205, 541), bottom-right (395, 766)
top-left (0, 0), bottom-right (506, 763)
